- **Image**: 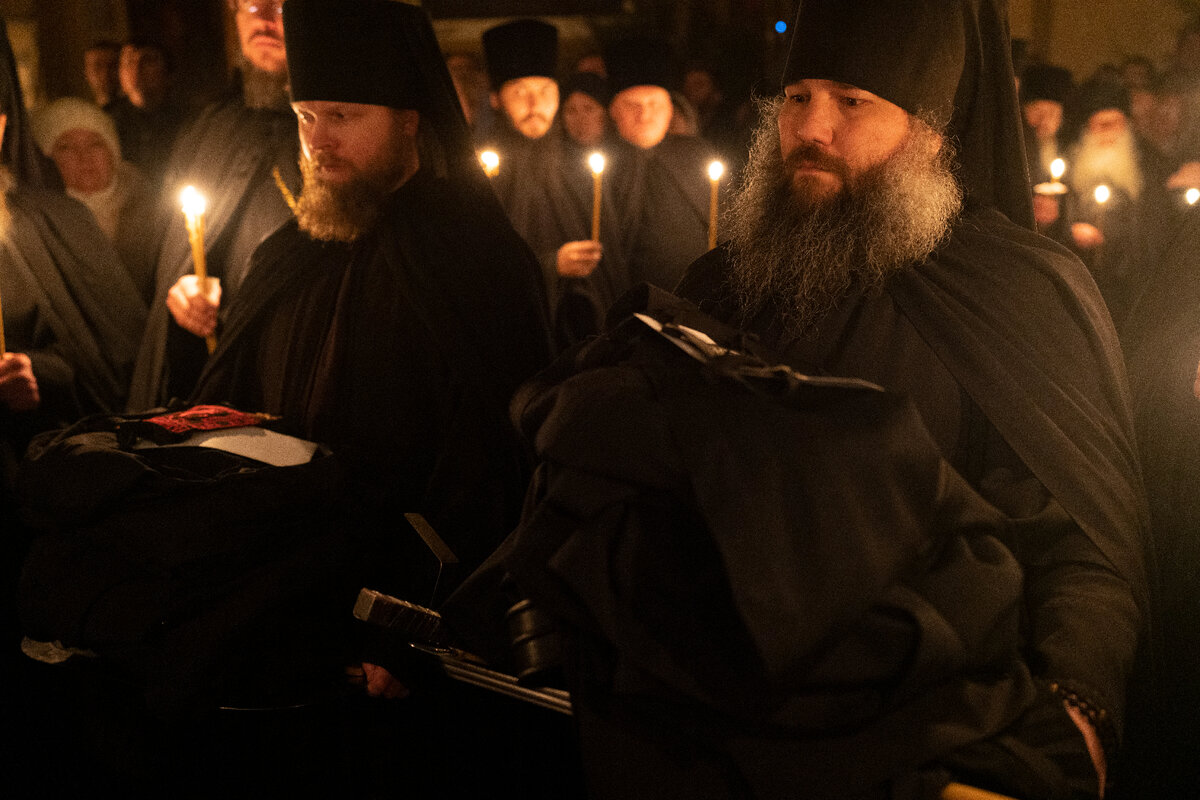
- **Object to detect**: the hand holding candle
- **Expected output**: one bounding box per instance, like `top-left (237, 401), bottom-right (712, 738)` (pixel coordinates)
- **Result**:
top-left (180, 185), bottom-right (217, 354)
top-left (589, 152), bottom-right (605, 241)
top-left (707, 160), bottom-right (725, 250)
top-left (480, 150), bottom-right (500, 178)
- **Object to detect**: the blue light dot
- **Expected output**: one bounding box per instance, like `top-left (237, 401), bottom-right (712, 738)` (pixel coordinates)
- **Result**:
top-left (775, 20), bottom-right (788, 33)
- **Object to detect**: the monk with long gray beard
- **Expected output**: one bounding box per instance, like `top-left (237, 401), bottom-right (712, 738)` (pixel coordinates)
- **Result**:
top-left (453, 1), bottom-right (1147, 798)
top-left (673, 2), bottom-right (1145, 795)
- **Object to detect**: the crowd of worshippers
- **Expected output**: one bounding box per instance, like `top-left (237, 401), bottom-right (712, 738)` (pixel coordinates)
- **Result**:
top-left (1016, 28), bottom-right (1200, 329)
top-left (1, 0), bottom-right (1199, 797)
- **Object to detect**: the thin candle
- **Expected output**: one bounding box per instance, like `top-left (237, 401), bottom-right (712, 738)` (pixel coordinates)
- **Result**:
top-left (589, 152), bottom-right (606, 241)
top-left (707, 160), bottom-right (725, 250)
top-left (180, 185), bottom-right (217, 355)
top-left (480, 150), bottom-right (499, 178)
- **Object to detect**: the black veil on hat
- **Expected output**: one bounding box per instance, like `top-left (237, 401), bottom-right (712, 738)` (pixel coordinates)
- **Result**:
top-left (0, 25), bottom-right (58, 190)
top-left (283, 0), bottom-right (488, 194)
top-left (783, 0), bottom-right (1033, 230)
top-left (482, 19), bottom-right (559, 91)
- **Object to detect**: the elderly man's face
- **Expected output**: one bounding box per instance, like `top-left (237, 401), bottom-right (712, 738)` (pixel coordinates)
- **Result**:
top-left (610, 85), bottom-right (673, 149)
top-left (234, 0), bottom-right (286, 75)
top-left (1086, 109), bottom-right (1129, 147)
top-left (494, 76), bottom-right (559, 139)
top-left (778, 79), bottom-right (912, 202)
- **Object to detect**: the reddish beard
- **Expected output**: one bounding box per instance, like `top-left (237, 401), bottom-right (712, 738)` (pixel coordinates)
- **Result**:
top-left (295, 154), bottom-right (392, 243)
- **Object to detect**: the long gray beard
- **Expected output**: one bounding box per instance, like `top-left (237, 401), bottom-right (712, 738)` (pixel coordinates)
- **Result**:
top-left (724, 97), bottom-right (962, 337)
top-left (1069, 129), bottom-right (1143, 202)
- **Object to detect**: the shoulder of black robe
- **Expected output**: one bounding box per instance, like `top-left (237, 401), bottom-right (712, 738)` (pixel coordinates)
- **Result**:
top-left (127, 91), bottom-right (299, 410)
top-left (489, 127), bottom-right (635, 343)
top-left (624, 134), bottom-right (718, 290)
top-left (678, 207), bottom-right (1148, 608)
top-left (3, 188), bottom-right (146, 415)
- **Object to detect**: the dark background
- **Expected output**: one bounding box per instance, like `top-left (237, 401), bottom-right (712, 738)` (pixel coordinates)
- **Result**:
top-left (0, 0), bottom-right (798, 112)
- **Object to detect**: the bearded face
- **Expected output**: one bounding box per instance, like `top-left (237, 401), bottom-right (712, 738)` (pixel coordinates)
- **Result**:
top-left (496, 77), bottom-right (559, 140)
top-left (1069, 124), bottom-right (1144, 203)
top-left (293, 102), bottom-right (420, 243)
top-left (724, 96), bottom-right (962, 337)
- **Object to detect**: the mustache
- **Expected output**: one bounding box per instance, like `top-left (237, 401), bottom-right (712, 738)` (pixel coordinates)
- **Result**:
top-left (519, 113), bottom-right (551, 125)
top-left (249, 28), bottom-right (283, 43)
top-left (782, 144), bottom-right (849, 179)
top-left (309, 154), bottom-right (351, 171)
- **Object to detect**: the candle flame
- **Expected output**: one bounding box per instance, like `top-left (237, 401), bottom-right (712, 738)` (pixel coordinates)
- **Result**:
top-left (1093, 184), bottom-right (1111, 205)
top-left (708, 160), bottom-right (725, 182)
top-left (588, 152), bottom-right (606, 175)
top-left (479, 150), bottom-right (499, 172)
top-left (180, 185), bottom-right (206, 217)
top-left (1050, 158), bottom-right (1066, 181)
top-left (1188, 188), bottom-right (1200, 206)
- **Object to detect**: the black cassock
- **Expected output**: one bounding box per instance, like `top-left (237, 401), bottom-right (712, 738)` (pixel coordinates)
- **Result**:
top-left (449, 207), bottom-right (1146, 799)
top-left (623, 133), bottom-right (717, 291)
top-left (486, 125), bottom-right (634, 346)
top-left (193, 167), bottom-right (553, 623)
top-left (0, 188), bottom-right (145, 432)
top-left (127, 89), bottom-right (300, 410)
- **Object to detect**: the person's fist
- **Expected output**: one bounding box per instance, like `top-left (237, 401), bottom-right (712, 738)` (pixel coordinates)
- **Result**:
top-left (166, 274), bottom-right (221, 338)
top-left (1071, 222), bottom-right (1105, 250)
top-left (0, 352), bottom-right (39, 412)
top-left (556, 240), bottom-right (603, 278)
top-left (362, 662), bottom-right (410, 700)
top-left (1033, 194), bottom-right (1060, 228)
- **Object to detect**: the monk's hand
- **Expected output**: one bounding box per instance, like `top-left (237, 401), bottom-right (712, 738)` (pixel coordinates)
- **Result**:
top-left (1071, 222), bottom-right (1104, 250)
top-left (1033, 194), bottom-right (1060, 228)
top-left (0, 352), bottom-right (40, 412)
top-left (1167, 161), bottom-right (1200, 190)
top-left (556, 240), bottom-right (603, 278)
top-left (1064, 702), bottom-right (1107, 797)
top-left (362, 662), bottom-right (410, 700)
top-left (166, 275), bottom-right (221, 338)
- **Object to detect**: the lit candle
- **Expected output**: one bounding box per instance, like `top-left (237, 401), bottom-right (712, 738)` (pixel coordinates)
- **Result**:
top-left (1187, 188), bottom-right (1200, 207)
top-left (1093, 184), bottom-right (1111, 206)
top-left (589, 152), bottom-right (606, 241)
top-left (1034, 157), bottom-right (1068, 197)
top-left (180, 185), bottom-right (217, 355)
top-left (707, 160), bottom-right (725, 249)
top-left (479, 150), bottom-right (500, 179)
top-left (1050, 158), bottom-right (1066, 183)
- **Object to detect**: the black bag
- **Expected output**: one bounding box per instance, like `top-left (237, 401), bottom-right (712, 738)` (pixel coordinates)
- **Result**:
top-left (17, 408), bottom-right (358, 715)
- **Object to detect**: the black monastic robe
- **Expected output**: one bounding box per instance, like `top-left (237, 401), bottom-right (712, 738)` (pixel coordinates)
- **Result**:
top-left (1, 188), bottom-right (146, 432)
top-left (193, 168), bottom-right (553, 605)
top-left (127, 89), bottom-right (300, 410)
top-left (486, 124), bottom-right (634, 346)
